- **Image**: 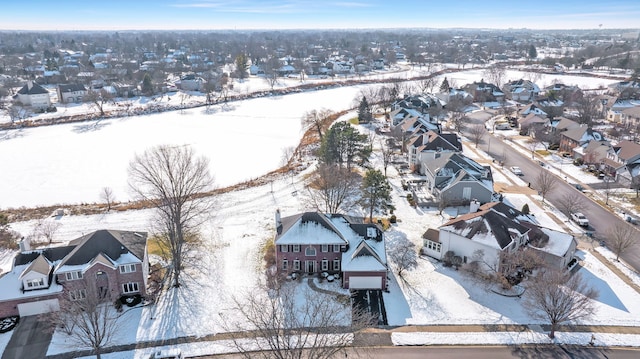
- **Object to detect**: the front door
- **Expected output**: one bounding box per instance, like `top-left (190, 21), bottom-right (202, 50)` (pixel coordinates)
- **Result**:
top-left (96, 271), bottom-right (109, 299)
top-left (305, 260), bottom-right (316, 274)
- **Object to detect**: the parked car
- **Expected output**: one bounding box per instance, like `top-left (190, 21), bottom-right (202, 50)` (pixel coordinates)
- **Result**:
top-left (510, 166), bottom-right (524, 176)
top-left (574, 184), bottom-right (585, 192)
top-left (571, 212), bottom-right (589, 227)
top-left (150, 349), bottom-right (182, 359)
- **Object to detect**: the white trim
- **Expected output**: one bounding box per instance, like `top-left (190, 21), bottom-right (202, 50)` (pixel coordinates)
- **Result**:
top-left (122, 282), bottom-right (139, 294)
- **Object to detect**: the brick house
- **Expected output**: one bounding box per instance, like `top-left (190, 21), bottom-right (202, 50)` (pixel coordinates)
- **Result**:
top-left (0, 230), bottom-right (148, 318)
top-left (274, 210), bottom-right (388, 291)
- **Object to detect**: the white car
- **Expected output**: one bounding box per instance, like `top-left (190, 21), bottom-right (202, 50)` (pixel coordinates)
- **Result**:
top-left (510, 166), bottom-right (523, 176)
top-left (571, 212), bottom-right (589, 227)
top-left (150, 349), bottom-right (182, 359)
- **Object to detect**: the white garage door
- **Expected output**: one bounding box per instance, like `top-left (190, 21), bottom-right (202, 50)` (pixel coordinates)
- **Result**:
top-left (349, 276), bottom-right (382, 290)
top-left (17, 299), bottom-right (59, 317)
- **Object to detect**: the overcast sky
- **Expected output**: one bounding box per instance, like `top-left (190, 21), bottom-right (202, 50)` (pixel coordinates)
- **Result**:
top-left (2, 0), bottom-right (639, 31)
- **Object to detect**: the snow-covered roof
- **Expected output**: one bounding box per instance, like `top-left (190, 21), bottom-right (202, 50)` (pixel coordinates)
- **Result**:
top-left (275, 212), bottom-right (348, 245)
top-left (529, 227), bottom-right (576, 258)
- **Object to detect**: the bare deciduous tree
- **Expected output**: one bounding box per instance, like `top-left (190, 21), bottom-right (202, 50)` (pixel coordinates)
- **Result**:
top-left (35, 218), bottom-right (61, 244)
top-left (535, 170), bottom-right (558, 204)
top-left (301, 108), bottom-right (333, 142)
top-left (482, 65), bottom-right (506, 88)
top-left (557, 192), bottom-right (586, 218)
top-left (100, 187), bottom-right (115, 212)
top-left (379, 138), bottom-right (394, 177)
top-left (608, 223), bottom-right (637, 261)
top-left (524, 269), bottom-right (598, 339)
top-left (305, 164), bottom-right (360, 214)
top-left (280, 146), bottom-right (296, 168)
top-left (469, 124), bottom-right (485, 148)
top-left (85, 88), bottom-right (114, 116)
top-left (48, 280), bottom-right (123, 359)
top-left (468, 248), bottom-right (544, 290)
top-left (388, 237), bottom-right (418, 278)
top-left (225, 283), bottom-right (371, 359)
top-left (128, 145), bottom-right (214, 288)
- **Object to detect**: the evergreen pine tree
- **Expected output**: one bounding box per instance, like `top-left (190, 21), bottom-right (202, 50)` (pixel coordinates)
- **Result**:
top-left (361, 169), bottom-right (392, 222)
top-left (440, 77), bottom-right (450, 93)
top-left (142, 73), bottom-right (154, 96)
top-left (357, 96), bottom-right (373, 123)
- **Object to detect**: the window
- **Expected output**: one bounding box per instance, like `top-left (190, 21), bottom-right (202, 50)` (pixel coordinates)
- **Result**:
top-left (122, 282), bottom-right (139, 294)
top-left (293, 260), bottom-right (300, 271)
top-left (333, 259), bottom-right (340, 271)
top-left (65, 271), bottom-right (83, 281)
top-left (280, 245), bottom-right (288, 252)
top-left (69, 289), bottom-right (87, 301)
top-left (26, 278), bottom-right (45, 288)
top-left (305, 246), bottom-right (316, 256)
top-left (321, 244), bottom-right (328, 252)
top-left (462, 187), bottom-right (472, 200)
top-left (321, 259), bottom-right (329, 271)
top-left (282, 259), bottom-right (288, 271)
top-left (333, 245), bottom-right (340, 253)
top-left (293, 245), bottom-right (300, 253)
top-left (119, 264), bottom-right (136, 273)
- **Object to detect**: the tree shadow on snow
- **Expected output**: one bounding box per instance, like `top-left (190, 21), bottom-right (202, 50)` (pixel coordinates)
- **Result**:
top-left (574, 265), bottom-right (628, 312)
top-left (72, 119), bottom-right (111, 133)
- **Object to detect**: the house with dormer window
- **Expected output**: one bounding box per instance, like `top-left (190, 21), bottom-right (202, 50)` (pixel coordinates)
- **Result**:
top-left (0, 230), bottom-right (148, 318)
top-left (424, 201), bottom-right (577, 273)
top-left (274, 210), bottom-right (388, 290)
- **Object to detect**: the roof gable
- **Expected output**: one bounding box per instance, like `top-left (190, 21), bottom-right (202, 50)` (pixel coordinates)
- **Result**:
top-left (19, 254), bottom-right (52, 279)
top-left (59, 230), bottom-right (146, 267)
top-left (276, 212), bottom-right (348, 245)
top-left (441, 207), bottom-right (530, 250)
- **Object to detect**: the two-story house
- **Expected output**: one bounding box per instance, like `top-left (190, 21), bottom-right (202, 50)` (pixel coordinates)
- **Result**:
top-left (57, 83), bottom-right (88, 103)
top-left (274, 210), bottom-right (388, 291)
top-left (502, 79), bottom-right (540, 102)
top-left (420, 152), bottom-right (494, 205)
top-left (406, 130), bottom-right (461, 172)
top-left (0, 230), bottom-right (148, 318)
top-left (604, 140), bottom-right (640, 184)
top-left (559, 125), bottom-right (605, 155)
top-left (16, 81), bottom-right (51, 109)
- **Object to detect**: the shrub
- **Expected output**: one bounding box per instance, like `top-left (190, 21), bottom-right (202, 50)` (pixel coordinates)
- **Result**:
top-left (389, 215), bottom-right (397, 223)
top-left (521, 203), bottom-right (530, 214)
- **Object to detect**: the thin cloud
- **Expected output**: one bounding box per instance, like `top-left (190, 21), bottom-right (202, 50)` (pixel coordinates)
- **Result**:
top-left (331, 2), bottom-right (373, 8)
top-left (170, 0), bottom-right (331, 13)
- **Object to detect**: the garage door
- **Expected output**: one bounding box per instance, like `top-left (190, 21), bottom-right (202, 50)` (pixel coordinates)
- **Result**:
top-left (17, 299), bottom-right (59, 317)
top-left (349, 276), bottom-right (382, 290)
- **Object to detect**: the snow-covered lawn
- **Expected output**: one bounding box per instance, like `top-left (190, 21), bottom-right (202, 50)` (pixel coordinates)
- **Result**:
top-left (2, 67), bottom-right (639, 357)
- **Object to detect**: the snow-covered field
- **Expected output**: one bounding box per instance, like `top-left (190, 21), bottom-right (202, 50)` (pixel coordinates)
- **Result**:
top-left (1, 67), bottom-right (638, 357)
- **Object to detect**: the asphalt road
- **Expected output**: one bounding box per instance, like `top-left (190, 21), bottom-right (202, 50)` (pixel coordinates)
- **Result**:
top-left (466, 119), bottom-right (640, 272)
top-left (195, 345), bottom-right (640, 358)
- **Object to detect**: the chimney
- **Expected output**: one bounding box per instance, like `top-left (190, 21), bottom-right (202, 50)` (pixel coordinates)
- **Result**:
top-left (275, 209), bottom-right (282, 234)
top-left (469, 199), bottom-right (480, 213)
top-left (19, 237), bottom-right (31, 252)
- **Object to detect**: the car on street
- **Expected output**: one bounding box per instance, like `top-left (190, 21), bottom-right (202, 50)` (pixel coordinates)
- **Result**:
top-left (510, 166), bottom-right (524, 176)
top-left (150, 349), bottom-right (183, 359)
top-left (571, 212), bottom-right (589, 227)
top-left (574, 184), bottom-right (585, 192)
